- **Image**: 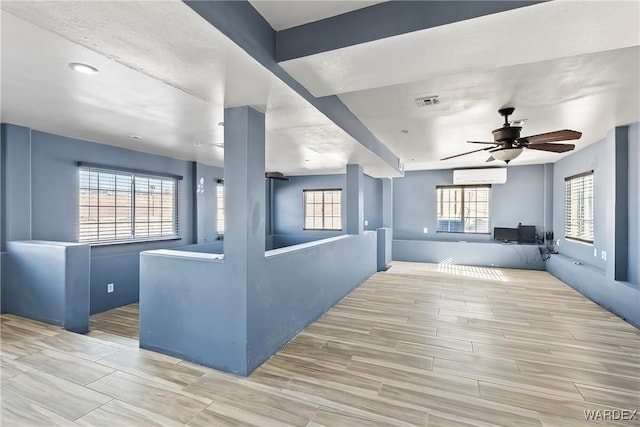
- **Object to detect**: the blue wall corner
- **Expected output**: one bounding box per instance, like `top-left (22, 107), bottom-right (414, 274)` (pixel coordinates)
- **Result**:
top-left (7, 241), bottom-right (90, 333)
top-left (1, 124), bottom-right (196, 315)
top-left (139, 251), bottom-right (248, 375)
top-left (273, 172), bottom-right (384, 238)
top-left (393, 165), bottom-right (547, 242)
top-left (273, 174), bottom-right (346, 238)
top-left (247, 233), bottom-right (377, 373)
top-left (346, 164), bottom-right (364, 235)
top-left (628, 123), bottom-right (639, 285)
top-left (547, 123), bottom-right (639, 327)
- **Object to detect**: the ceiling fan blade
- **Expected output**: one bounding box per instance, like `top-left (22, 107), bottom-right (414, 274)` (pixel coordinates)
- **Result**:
top-left (486, 156), bottom-right (495, 162)
top-left (467, 140), bottom-right (497, 145)
top-left (440, 146), bottom-right (495, 161)
top-left (526, 143), bottom-right (576, 153)
top-left (519, 129), bottom-right (582, 145)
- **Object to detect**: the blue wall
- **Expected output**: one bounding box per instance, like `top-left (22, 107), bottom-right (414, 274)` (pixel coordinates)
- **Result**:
top-left (393, 240), bottom-right (545, 270)
top-left (140, 251), bottom-right (246, 374)
top-left (273, 174), bottom-right (345, 239)
top-left (140, 233), bottom-right (378, 375)
top-left (391, 165), bottom-right (549, 269)
top-left (248, 233), bottom-right (377, 371)
top-left (627, 123), bottom-right (639, 285)
top-left (547, 124), bottom-right (639, 327)
top-left (0, 127), bottom-right (6, 312)
top-left (272, 173), bottom-right (383, 238)
top-left (140, 107), bottom-right (379, 376)
top-left (0, 124), bottom-right (195, 314)
top-left (364, 174), bottom-right (383, 230)
top-left (7, 241), bottom-right (90, 333)
top-left (194, 163), bottom-right (224, 244)
top-left (393, 165), bottom-right (547, 242)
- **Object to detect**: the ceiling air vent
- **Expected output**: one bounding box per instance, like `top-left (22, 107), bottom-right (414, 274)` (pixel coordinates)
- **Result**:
top-left (415, 95), bottom-right (439, 107)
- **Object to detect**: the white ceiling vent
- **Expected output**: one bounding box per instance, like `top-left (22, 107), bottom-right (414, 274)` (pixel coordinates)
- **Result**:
top-left (415, 95), bottom-right (439, 107)
top-left (453, 168), bottom-right (507, 185)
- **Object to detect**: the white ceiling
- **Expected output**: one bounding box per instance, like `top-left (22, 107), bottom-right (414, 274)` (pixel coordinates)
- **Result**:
top-left (0, 1), bottom-right (396, 177)
top-left (274, 0), bottom-right (640, 170)
top-left (248, 0), bottom-right (385, 31)
top-left (1, 1), bottom-right (639, 177)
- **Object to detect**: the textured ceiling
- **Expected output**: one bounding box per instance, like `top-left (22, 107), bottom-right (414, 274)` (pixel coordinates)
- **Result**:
top-left (248, 0), bottom-right (385, 30)
top-left (276, 0), bottom-right (640, 170)
top-left (1, 1), bottom-right (638, 176)
top-left (0, 1), bottom-right (397, 177)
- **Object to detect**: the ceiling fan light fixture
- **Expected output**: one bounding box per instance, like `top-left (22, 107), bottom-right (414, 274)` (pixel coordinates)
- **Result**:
top-left (490, 147), bottom-right (523, 163)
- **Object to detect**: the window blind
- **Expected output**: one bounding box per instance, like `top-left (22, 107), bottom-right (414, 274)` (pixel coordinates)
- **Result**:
top-left (565, 171), bottom-right (594, 243)
top-left (79, 166), bottom-right (179, 244)
top-left (217, 181), bottom-right (225, 235)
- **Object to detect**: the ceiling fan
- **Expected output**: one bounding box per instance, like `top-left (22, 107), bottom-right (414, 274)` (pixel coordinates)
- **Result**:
top-left (441, 108), bottom-right (582, 164)
top-left (265, 171), bottom-right (290, 181)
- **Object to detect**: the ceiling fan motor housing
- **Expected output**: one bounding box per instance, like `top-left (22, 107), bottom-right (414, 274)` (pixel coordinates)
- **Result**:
top-left (492, 126), bottom-right (522, 144)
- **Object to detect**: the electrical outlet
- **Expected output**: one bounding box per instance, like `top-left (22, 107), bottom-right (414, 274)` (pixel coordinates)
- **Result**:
top-left (364, 220), bottom-right (368, 226)
top-left (107, 283), bottom-right (114, 293)
top-left (423, 227), bottom-right (429, 234)
top-left (601, 250), bottom-right (607, 261)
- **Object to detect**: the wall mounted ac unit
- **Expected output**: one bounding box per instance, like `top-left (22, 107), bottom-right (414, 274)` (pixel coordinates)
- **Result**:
top-left (453, 168), bottom-right (507, 185)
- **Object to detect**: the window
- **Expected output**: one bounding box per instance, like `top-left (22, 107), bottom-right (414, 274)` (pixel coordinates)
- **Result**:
top-left (565, 171), bottom-right (594, 243)
top-left (436, 185), bottom-right (490, 233)
top-left (303, 189), bottom-right (342, 230)
top-left (79, 166), bottom-right (179, 244)
top-left (216, 180), bottom-right (224, 235)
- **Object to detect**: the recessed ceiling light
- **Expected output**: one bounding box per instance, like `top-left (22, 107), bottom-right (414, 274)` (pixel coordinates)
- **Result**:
top-left (69, 62), bottom-right (99, 74)
top-left (401, 129), bottom-right (409, 134)
top-left (129, 135), bottom-right (143, 140)
top-left (217, 121), bottom-right (224, 127)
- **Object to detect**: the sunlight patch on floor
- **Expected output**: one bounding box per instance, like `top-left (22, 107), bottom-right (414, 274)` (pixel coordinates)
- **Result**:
top-left (437, 258), bottom-right (507, 281)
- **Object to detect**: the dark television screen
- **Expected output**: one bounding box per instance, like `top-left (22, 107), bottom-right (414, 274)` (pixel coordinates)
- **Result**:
top-left (494, 227), bottom-right (519, 242)
top-left (518, 225), bottom-right (537, 243)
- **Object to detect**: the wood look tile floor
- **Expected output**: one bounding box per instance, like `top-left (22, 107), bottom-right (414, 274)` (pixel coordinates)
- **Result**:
top-left (1, 262), bottom-right (639, 426)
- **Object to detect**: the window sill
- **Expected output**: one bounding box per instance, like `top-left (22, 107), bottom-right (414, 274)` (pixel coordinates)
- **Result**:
top-left (84, 237), bottom-right (181, 247)
top-left (565, 237), bottom-right (593, 245)
top-left (436, 231), bottom-right (491, 235)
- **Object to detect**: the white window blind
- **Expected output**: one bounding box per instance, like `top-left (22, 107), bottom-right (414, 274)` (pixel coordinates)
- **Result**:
top-left (216, 180), bottom-right (225, 235)
top-left (436, 185), bottom-right (491, 234)
top-left (303, 189), bottom-right (342, 231)
top-left (79, 166), bottom-right (179, 244)
top-left (565, 171), bottom-right (594, 243)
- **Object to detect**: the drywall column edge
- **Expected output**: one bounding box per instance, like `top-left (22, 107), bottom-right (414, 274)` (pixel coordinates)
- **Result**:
top-left (3, 124), bottom-right (31, 243)
top-left (224, 106), bottom-right (266, 374)
top-left (614, 126), bottom-right (629, 281)
top-left (543, 163), bottom-right (553, 235)
top-left (346, 164), bottom-right (364, 235)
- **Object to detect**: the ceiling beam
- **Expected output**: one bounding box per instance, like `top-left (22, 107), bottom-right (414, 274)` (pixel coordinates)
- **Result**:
top-left (276, 1), bottom-right (544, 62)
top-left (184, 0), bottom-right (403, 176)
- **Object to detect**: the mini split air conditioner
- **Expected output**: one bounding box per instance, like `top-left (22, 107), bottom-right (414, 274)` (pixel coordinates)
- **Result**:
top-left (453, 168), bottom-right (507, 185)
